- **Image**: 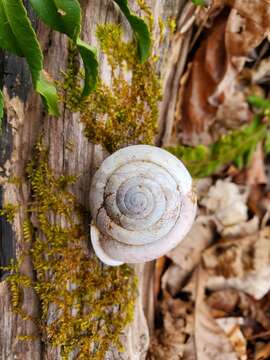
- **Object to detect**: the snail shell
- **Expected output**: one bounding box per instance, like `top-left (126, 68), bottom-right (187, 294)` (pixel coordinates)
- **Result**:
top-left (90, 145), bottom-right (197, 266)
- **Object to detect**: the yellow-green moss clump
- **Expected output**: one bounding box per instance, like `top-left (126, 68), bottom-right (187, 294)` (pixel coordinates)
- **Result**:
top-left (0, 203), bottom-right (18, 223)
top-left (62, 23), bottom-right (161, 153)
top-left (5, 143), bottom-right (137, 360)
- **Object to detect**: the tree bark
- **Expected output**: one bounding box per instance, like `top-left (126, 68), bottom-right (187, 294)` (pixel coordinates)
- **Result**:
top-left (0, 1), bottom-right (190, 359)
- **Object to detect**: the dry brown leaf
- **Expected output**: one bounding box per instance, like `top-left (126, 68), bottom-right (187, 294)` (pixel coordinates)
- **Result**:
top-left (212, 0), bottom-right (270, 56)
top-left (226, 0), bottom-right (270, 42)
top-left (183, 336), bottom-right (196, 360)
top-left (178, 0), bottom-right (270, 145)
top-left (154, 257), bottom-right (166, 301)
top-left (207, 289), bottom-right (239, 315)
top-left (222, 217), bottom-right (259, 239)
top-left (247, 185), bottom-right (270, 220)
top-left (225, 10), bottom-right (263, 63)
top-left (150, 268), bottom-right (239, 360)
top-left (180, 11), bottom-right (228, 144)
top-left (207, 289), bottom-right (270, 330)
top-left (195, 177), bottom-right (213, 201)
top-left (246, 142), bottom-right (268, 185)
top-left (207, 0), bottom-right (270, 105)
top-left (200, 179), bottom-right (258, 237)
top-left (216, 317), bottom-right (247, 360)
top-left (215, 89), bottom-right (251, 127)
top-left (193, 267), bottom-right (238, 360)
top-left (200, 179), bottom-right (248, 225)
top-left (252, 58), bottom-right (270, 84)
top-left (203, 228), bottom-right (270, 299)
top-left (255, 343), bottom-right (270, 360)
top-left (149, 291), bottom-right (195, 360)
top-left (161, 264), bottom-right (187, 297)
top-left (162, 216), bottom-right (214, 295)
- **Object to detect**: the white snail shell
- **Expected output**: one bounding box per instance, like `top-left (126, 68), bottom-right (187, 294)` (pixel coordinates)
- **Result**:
top-left (90, 145), bottom-right (197, 266)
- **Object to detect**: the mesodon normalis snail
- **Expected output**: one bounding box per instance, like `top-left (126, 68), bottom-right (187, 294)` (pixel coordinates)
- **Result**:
top-left (90, 145), bottom-right (197, 266)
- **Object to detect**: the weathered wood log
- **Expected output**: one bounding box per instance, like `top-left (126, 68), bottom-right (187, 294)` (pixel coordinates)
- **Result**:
top-left (0, 1), bottom-right (189, 359)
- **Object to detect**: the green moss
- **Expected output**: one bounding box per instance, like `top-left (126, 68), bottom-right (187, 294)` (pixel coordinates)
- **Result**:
top-left (167, 115), bottom-right (268, 178)
top-left (4, 143), bottom-right (137, 359)
top-left (167, 17), bottom-right (176, 34)
top-left (0, 203), bottom-right (18, 223)
top-left (2, 259), bottom-right (34, 324)
top-left (137, 0), bottom-right (154, 31)
top-left (61, 23), bottom-right (161, 153)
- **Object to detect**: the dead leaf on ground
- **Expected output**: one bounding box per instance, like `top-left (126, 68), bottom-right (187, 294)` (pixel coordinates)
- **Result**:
top-left (200, 179), bottom-right (259, 237)
top-left (246, 142), bottom-right (268, 185)
top-left (248, 185), bottom-right (270, 220)
top-left (195, 177), bottom-right (213, 201)
top-left (200, 179), bottom-right (249, 225)
top-left (179, 11), bottom-right (229, 144)
top-left (203, 228), bottom-right (270, 300)
top-left (162, 216), bottom-right (214, 295)
top-left (213, 88), bottom-right (251, 133)
top-left (182, 336), bottom-right (196, 360)
top-left (252, 58), bottom-right (270, 84)
top-left (149, 267), bottom-right (240, 360)
top-left (255, 343), bottom-right (270, 360)
top-left (177, 0), bottom-right (270, 145)
top-left (216, 317), bottom-right (247, 360)
top-left (148, 291), bottom-right (195, 360)
top-left (154, 257), bottom-right (166, 302)
top-left (193, 267), bottom-right (238, 360)
top-left (207, 289), bottom-right (270, 330)
top-left (151, 1), bottom-right (270, 357)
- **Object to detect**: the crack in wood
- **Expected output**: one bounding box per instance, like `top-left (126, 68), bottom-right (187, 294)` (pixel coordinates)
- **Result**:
top-left (0, 189), bottom-right (15, 280)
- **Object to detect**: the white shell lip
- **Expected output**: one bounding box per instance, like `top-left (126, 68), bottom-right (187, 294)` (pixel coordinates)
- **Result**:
top-left (91, 224), bottom-right (123, 266)
top-left (89, 145), bottom-right (197, 266)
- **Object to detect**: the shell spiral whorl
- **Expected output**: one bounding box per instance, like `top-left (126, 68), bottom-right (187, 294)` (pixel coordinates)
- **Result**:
top-left (90, 145), bottom-right (197, 265)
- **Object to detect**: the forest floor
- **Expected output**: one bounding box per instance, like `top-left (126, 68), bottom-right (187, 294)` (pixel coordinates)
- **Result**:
top-left (149, 1), bottom-right (270, 359)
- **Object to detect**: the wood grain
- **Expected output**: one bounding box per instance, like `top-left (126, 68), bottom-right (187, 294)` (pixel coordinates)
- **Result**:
top-left (0, 1), bottom-right (187, 358)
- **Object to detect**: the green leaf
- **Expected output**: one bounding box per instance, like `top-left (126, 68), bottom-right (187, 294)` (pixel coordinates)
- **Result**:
top-left (0, 0), bottom-right (59, 116)
top-left (1, 0), bottom-right (43, 83)
top-left (29, 0), bottom-right (98, 97)
top-left (167, 116), bottom-right (267, 178)
top-left (113, 0), bottom-right (151, 63)
top-left (234, 155), bottom-right (244, 169)
top-left (77, 39), bottom-right (98, 96)
top-left (0, 2), bottom-right (23, 55)
top-left (36, 71), bottom-right (59, 116)
top-left (0, 89), bottom-right (4, 123)
top-left (29, 0), bottom-right (81, 41)
top-left (247, 95), bottom-right (270, 111)
top-left (192, 0), bottom-right (205, 5)
top-left (264, 130), bottom-right (270, 154)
